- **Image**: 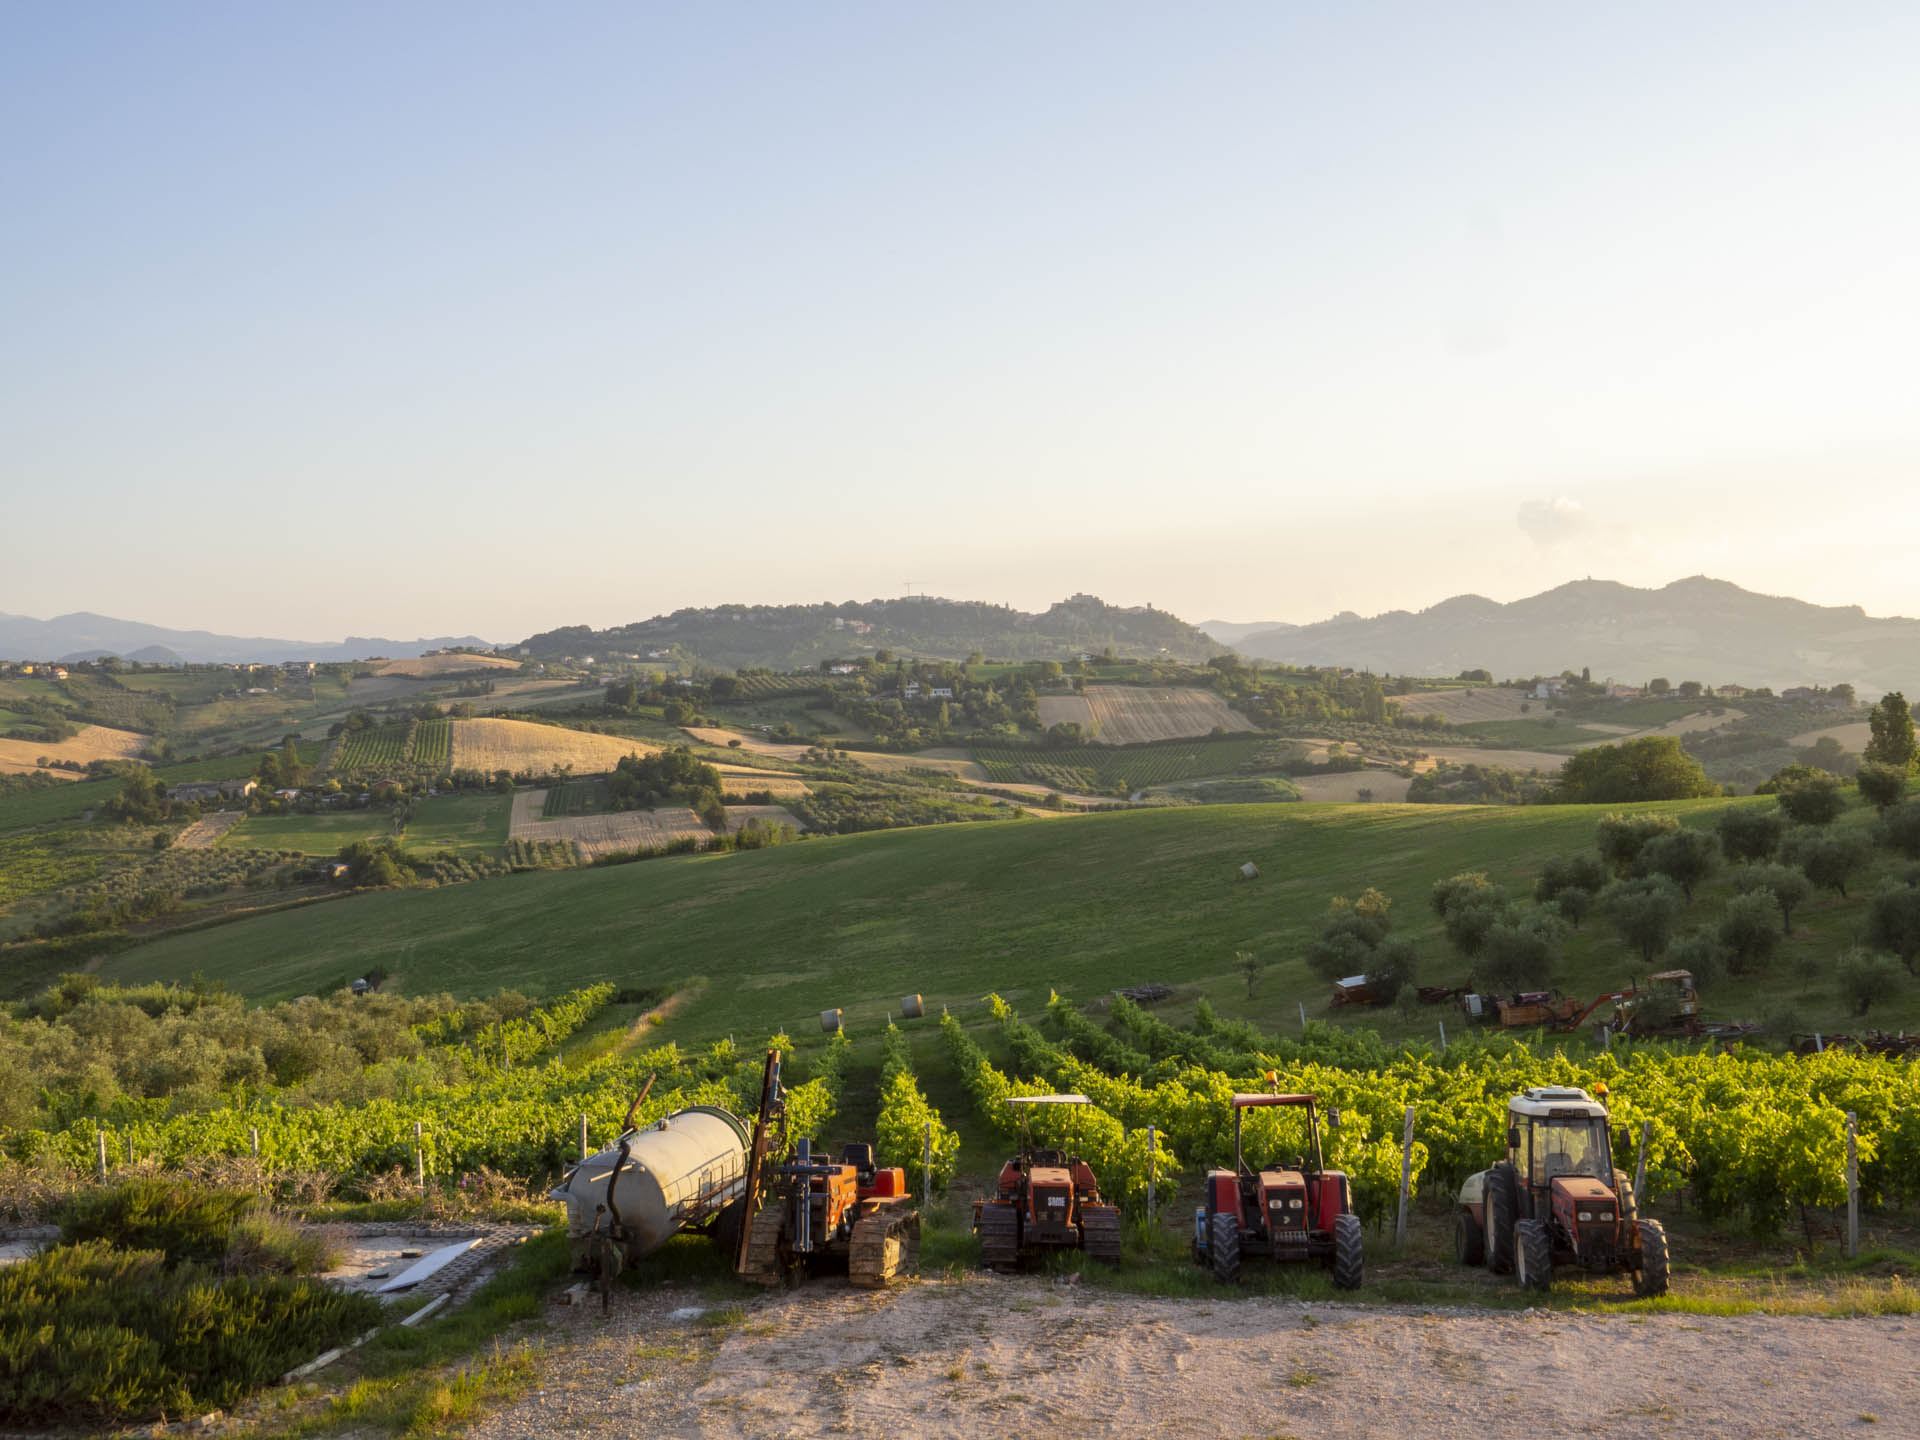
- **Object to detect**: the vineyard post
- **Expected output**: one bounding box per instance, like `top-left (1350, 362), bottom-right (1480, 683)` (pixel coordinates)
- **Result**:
top-left (922, 1123), bottom-right (932, 1209)
top-left (250, 1126), bottom-right (260, 1159)
top-left (1148, 1125), bottom-right (1157, 1228)
top-left (1437, 1020), bottom-right (1446, 1051)
top-left (1846, 1111), bottom-right (1858, 1259)
top-left (1298, 1002), bottom-right (1307, 1034)
top-left (580, 1114), bottom-right (589, 1163)
top-left (414, 1120), bottom-right (425, 1189)
top-left (1813, 1031), bottom-right (1823, 1053)
top-left (1394, 1106), bottom-right (1415, 1247)
top-left (1633, 1119), bottom-right (1651, 1206)
top-left (95, 1130), bottom-right (107, 1181)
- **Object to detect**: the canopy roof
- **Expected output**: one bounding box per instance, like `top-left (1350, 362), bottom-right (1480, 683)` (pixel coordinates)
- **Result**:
top-left (1231, 1093), bottom-right (1317, 1109)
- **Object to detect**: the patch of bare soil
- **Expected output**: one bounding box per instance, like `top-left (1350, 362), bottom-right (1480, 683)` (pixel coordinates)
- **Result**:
top-left (1414, 745), bottom-right (1570, 775)
top-left (1294, 771), bottom-right (1413, 802)
top-left (683, 727), bottom-right (817, 763)
top-left (1791, 720), bottom-right (1872, 751)
top-left (471, 1277), bottom-right (1919, 1440)
top-left (172, 810), bottom-right (247, 849)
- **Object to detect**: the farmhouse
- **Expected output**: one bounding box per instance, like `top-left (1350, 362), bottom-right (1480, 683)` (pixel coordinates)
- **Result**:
top-left (927, 686), bottom-right (955, 699)
top-left (167, 779), bottom-right (257, 803)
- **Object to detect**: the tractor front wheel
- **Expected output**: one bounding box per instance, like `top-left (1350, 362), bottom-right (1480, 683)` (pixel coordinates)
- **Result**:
top-left (1209, 1212), bottom-right (1241, 1283)
top-left (1485, 1166), bottom-right (1517, 1275)
top-left (1454, 1208), bottom-right (1484, 1266)
top-left (1331, 1213), bottom-right (1364, 1290)
top-left (1514, 1218), bottom-right (1552, 1293)
top-left (1633, 1219), bottom-right (1670, 1297)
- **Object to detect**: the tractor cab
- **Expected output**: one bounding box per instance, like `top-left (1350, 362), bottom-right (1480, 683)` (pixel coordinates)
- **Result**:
top-left (1191, 1091), bottom-right (1363, 1288)
top-left (1454, 1084), bottom-right (1667, 1296)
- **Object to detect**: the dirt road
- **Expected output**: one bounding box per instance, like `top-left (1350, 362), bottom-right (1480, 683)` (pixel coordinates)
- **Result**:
top-left (473, 1276), bottom-right (1916, 1440)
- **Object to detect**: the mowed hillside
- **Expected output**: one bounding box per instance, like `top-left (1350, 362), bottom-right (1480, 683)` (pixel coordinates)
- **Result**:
top-left (95, 794), bottom-right (1902, 1045)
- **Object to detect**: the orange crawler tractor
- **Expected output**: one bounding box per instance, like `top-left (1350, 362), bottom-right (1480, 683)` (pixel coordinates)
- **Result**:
top-left (734, 1051), bottom-right (920, 1288)
top-left (974, 1094), bottom-right (1123, 1270)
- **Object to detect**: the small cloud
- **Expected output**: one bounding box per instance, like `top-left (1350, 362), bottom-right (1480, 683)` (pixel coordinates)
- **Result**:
top-left (1517, 497), bottom-right (1590, 547)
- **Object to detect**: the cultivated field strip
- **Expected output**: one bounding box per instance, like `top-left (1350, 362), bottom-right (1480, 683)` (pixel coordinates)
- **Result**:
top-left (171, 810), bottom-right (249, 849)
top-left (508, 789), bottom-right (713, 859)
top-left (0, 724), bottom-right (149, 778)
top-left (451, 718), bottom-right (655, 777)
top-left (1035, 686), bottom-right (1256, 744)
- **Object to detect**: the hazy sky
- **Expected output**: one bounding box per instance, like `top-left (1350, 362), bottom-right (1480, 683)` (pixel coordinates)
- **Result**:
top-left (4, 3), bottom-right (1916, 641)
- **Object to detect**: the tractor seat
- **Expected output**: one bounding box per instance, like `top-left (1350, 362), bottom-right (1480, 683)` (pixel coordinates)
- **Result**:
top-left (1031, 1148), bottom-right (1067, 1168)
top-left (1544, 1152), bottom-right (1574, 1178)
top-left (840, 1142), bottom-right (876, 1179)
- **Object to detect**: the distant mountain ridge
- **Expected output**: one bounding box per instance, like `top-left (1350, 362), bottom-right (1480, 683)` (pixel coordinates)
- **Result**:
top-left (1233, 577), bottom-right (1919, 693)
top-left (520, 594), bottom-right (1224, 669)
top-left (0, 611), bottom-right (498, 665)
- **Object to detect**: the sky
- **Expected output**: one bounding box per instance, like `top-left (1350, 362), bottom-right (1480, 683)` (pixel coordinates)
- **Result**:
top-left (3, 2), bottom-right (1917, 642)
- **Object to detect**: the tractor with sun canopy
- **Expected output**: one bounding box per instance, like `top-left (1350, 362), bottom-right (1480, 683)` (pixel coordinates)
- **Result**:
top-left (973, 1094), bottom-right (1124, 1270)
top-left (1190, 1091), bottom-right (1365, 1288)
top-left (1454, 1085), bottom-right (1668, 1295)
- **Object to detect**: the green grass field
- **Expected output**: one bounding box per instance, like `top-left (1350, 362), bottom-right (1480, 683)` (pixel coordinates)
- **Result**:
top-left (0, 777), bottom-right (123, 830)
top-left (404, 792), bottom-right (510, 854)
top-left (97, 793), bottom-right (1920, 1048)
top-left (217, 810), bottom-right (397, 854)
top-left (1451, 719), bottom-right (1622, 751)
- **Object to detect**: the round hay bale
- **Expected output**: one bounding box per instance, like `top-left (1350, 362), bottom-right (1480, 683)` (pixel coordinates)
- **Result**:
top-left (819, 1008), bottom-right (843, 1034)
top-left (899, 994), bottom-right (925, 1020)
top-left (1240, 861), bottom-right (1260, 880)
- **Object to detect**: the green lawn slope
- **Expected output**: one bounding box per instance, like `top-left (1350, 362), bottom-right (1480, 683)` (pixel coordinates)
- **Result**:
top-left (93, 797), bottom-right (1920, 1046)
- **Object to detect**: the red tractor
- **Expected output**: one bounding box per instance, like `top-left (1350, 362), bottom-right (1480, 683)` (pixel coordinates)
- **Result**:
top-left (734, 1050), bottom-right (920, 1288)
top-left (1191, 1092), bottom-right (1364, 1289)
top-left (1454, 1086), bottom-right (1668, 1296)
top-left (973, 1095), bottom-right (1123, 1270)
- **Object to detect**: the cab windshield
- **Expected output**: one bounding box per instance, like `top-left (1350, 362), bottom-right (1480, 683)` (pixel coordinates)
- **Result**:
top-left (1528, 1117), bottom-right (1609, 1181)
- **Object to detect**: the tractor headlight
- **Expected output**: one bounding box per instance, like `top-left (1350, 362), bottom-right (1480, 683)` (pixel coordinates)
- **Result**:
top-left (1597, 1211), bottom-right (1613, 1222)
top-left (1578, 1211), bottom-right (1592, 1222)
top-left (1290, 1199), bottom-right (1304, 1209)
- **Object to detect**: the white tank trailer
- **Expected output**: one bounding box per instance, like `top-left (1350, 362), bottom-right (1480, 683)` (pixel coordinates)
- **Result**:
top-left (549, 1105), bottom-right (752, 1272)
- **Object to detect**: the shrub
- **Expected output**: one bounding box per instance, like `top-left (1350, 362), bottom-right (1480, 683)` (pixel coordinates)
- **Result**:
top-left (1596, 812), bottom-right (1679, 874)
top-left (1837, 949), bottom-right (1906, 1016)
top-left (1717, 891), bottom-right (1782, 976)
top-left (1637, 827), bottom-right (1718, 900)
top-left (1716, 806), bottom-right (1785, 863)
top-left (223, 1213), bottom-right (341, 1277)
top-left (1872, 798), bottom-right (1920, 859)
top-left (1601, 876), bottom-right (1686, 965)
top-left (59, 1177), bottom-right (255, 1266)
top-left (1781, 827), bottom-right (1872, 897)
top-left (1856, 761), bottom-right (1909, 810)
top-left (0, 1240), bottom-right (383, 1425)
top-left (1731, 862), bottom-right (1811, 933)
top-left (1477, 908), bottom-right (1567, 992)
top-left (1864, 880), bottom-right (1920, 974)
top-left (1772, 770), bottom-right (1846, 826)
top-left (1662, 928), bottom-right (1726, 987)
top-left (1534, 853), bottom-right (1606, 923)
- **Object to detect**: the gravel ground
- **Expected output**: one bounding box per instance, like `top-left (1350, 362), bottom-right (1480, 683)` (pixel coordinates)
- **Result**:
top-left (468, 1274), bottom-right (1919, 1440)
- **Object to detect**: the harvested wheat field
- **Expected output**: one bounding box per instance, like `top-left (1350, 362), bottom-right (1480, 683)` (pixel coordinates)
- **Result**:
top-left (1390, 687), bottom-right (1538, 725)
top-left (684, 727), bottom-right (816, 763)
top-left (1293, 770), bottom-right (1414, 802)
top-left (849, 748), bottom-right (991, 783)
top-left (0, 724), bottom-right (149, 778)
top-left (1036, 687), bottom-right (1255, 744)
top-left (1618, 706), bottom-right (1744, 740)
top-left (508, 790), bottom-right (712, 859)
top-left (1414, 745), bottom-right (1569, 775)
top-left (716, 768), bottom-right (811, 799)
top-left (171, 810), bottom-right (248, 849)
top-left (451, 718), bottom-right (654, 776)
top-left (370, 653), bottom-right (522, 679)
top-left (1791, 720), bottom-right (1872, 751)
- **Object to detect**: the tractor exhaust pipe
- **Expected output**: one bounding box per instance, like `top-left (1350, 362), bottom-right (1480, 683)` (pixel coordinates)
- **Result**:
top-left (795, 1136), bottom-right (813, 1255)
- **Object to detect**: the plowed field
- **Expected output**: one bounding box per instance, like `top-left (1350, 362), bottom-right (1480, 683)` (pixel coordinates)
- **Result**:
top-left (1035, 687), bottom-right (1255, 744)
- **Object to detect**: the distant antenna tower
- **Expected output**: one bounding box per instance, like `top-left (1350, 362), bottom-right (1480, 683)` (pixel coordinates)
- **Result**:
top-left (902, 579), bottom-right (920, 597)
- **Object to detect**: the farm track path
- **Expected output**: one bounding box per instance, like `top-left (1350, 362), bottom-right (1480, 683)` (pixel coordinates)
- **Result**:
top-left (470, 1275), bottom-right (1918, 1439)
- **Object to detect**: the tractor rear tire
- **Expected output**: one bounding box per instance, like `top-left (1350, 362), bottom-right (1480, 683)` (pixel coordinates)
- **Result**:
top-left (1454, 1208), bottom-right (1484, 1266)
top-left (1485, 1166), bottom-right (1517, 1275)
top-left (1209, 1212), bottom-right (1241, 1283)
top-left (1331, 1213), bottom-right (1364, 1291)
top-left (977, 1201), bottom-right (1020, 1273)
top-left (1515, 1218), bottom-right (1552, 1293)
top-left (1613, 1169), bottom-right (1639, 1226)
top-left (1081, 1205), bottom-right (1123, 1266)
top-left (1633, 1219), bottom-right (1670, 1297)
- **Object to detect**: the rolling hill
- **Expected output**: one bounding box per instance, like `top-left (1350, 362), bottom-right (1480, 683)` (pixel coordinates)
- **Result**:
top-left (519, 594), bottom-right (1225, 670)
top-left (1232, 577), bottom-right (1920, 694)
top-left (87, 795), bottom-right (1915, 1047)
top-left (0, 610), bottom-right (500, 665)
